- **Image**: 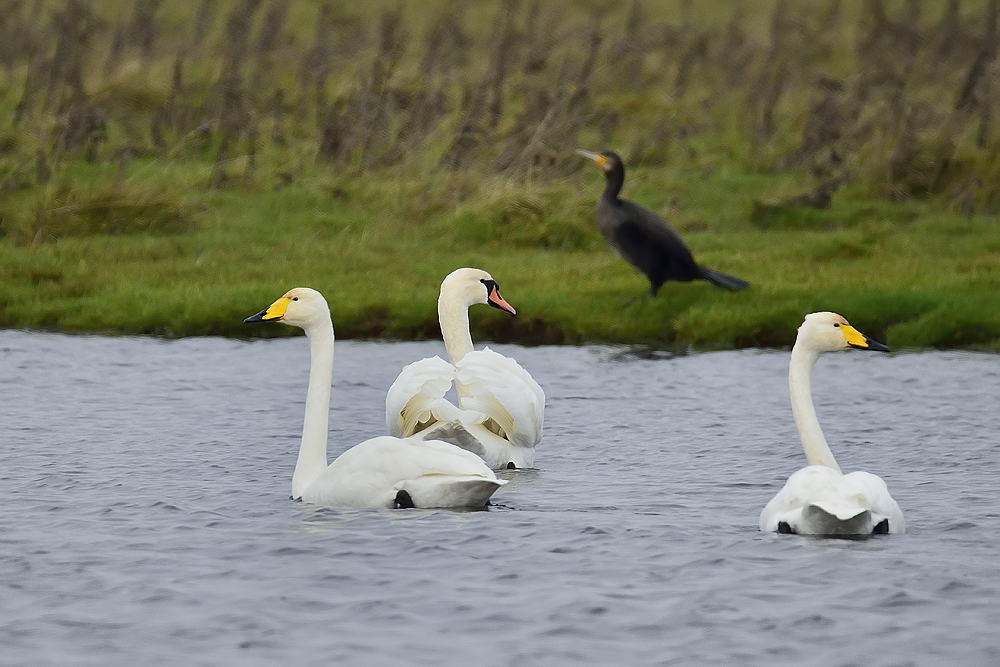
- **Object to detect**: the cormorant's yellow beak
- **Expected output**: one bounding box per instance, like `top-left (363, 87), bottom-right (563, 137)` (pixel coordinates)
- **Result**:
top-left (244, 296), bottom-right (292, 324)
top-left (841, 324), bottom-right (890, 352)
top-left (576, 148), bottom-right (608, 170)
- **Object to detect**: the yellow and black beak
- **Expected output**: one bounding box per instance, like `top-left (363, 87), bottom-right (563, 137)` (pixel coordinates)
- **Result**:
top-left (244, 296), bottom-right (292, 324)
top-left (482, 279), bottom-right (516, 316)
top-left (841, 324), bottom-right (890, 352)
top-left (576, 148), bottom-right (610, 171)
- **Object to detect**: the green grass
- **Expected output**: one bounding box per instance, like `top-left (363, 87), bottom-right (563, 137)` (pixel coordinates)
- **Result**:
top-left (1, 154), bottom-right (998, 349)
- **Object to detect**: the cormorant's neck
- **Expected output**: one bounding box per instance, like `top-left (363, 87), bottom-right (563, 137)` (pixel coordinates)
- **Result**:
top-left (602, 164), bottom-right (625, 201)
top-left (291, 317), bottom-right (334, 499)
top-left (788, 342), bottom-right (842, 473)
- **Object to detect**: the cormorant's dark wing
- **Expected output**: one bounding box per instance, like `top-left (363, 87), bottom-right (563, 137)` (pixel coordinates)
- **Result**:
top-left (619, 201), bottom-right (692, 253)
top-left (612, 201), bottom-right (702, 287)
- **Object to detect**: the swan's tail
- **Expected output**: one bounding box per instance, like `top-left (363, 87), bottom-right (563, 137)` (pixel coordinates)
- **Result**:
top-left (788, 503), bottom-right (889, 536)
top-left (400, 476), bottom-right (506, 508)
top-left (699, 267), bottom-right (749, 291)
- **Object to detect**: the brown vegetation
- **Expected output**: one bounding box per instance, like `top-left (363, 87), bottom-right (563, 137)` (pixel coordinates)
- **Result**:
top-left (1, 0), bottom-right (999, 232)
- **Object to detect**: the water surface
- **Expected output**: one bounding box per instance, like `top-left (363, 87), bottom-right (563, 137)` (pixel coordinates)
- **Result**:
top-left (1, 331), bottom-right (998, 665)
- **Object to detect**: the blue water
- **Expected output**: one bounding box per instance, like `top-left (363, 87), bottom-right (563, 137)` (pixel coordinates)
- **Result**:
top-left (1, 330), bottom-right (998, 665)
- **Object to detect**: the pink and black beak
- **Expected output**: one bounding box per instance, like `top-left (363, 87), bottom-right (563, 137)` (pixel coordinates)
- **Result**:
top-left (481, 279), bottom-right (516, 316)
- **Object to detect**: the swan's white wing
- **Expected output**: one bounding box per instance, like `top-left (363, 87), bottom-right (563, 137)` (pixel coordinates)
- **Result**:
top-left (455, 348), bottom-right (544, 449)
top-left (481, 347), bottom-right (546, 412)
top-left (303, 436), bottom-right (505, 508)
top-left (391, 437), bottom-right (508, 507)
top-left (385, 356), bottom-right (461, 438)
top-left (760, 465), bottom-right (841, 531)
top-left (760, 465), bottom-right (904, 535)
top-left (839, 471), bottom-right (905, 533)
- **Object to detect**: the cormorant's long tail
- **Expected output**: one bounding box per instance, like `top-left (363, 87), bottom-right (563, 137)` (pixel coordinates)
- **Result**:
top-left (699, 267), bottom-right (749, 291)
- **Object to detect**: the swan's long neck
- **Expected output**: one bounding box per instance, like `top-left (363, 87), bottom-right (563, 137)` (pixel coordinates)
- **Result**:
top-left (788, 342), bottom-right (842, 473)
top-left (438, 291), bottom-right (474, 398)
top-left (291, 318), bottom-right (335, 498)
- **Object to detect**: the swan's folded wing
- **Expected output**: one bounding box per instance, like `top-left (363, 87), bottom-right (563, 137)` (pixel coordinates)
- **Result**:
top-left (385, 356), bottom-right (460, 438)
top-left (760, 466), bottom-right (905, 534)
top-left (807, 471), bottom-right (902, 530)
top-left (759, 465), bottom-right (841, 531)
top-left (319, 436), bottom-right (503, 508)
top-left (337, 436), bottom-right (498, 480)
top-left (841, 471), bottom-right (905, 533)
top-left (454, 348), bottom-right (544, 449)
top-left (400, 436), bottom-right (506, 478)
top-left (384, 437), bottom-right (507, 508)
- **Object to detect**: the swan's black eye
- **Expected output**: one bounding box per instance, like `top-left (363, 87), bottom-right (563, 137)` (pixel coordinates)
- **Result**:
top-left (292, 297), bottom-right (299, 301)
top-left (833, 323), bottom-right (840, 327)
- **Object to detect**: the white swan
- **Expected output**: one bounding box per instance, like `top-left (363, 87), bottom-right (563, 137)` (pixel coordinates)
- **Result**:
top-left (244, 287), bottom-right (506, 509)
top-left (759, 312), bottom-right (904, 536)
top-left (385, 268), bottom-right (545, 470)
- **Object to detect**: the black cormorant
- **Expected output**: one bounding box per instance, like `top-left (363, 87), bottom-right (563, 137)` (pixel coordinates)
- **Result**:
top-left (576, 149), bottom-right (749, 296)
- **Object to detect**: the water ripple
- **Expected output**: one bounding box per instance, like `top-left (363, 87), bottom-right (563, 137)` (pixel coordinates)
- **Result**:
top-left (1, 332), bottom-right (998, 666)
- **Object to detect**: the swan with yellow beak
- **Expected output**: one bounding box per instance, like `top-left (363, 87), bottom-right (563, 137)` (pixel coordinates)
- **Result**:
top-left (759, 312), bottom-right (904, 536)
top-left (244, 287), bottom-right (506, 509)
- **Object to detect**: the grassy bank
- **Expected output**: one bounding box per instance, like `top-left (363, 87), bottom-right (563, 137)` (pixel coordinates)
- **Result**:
top-left (1, 1), bottom-right (999, 349)
top-left (3, 160), bottom-right (998, 349)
